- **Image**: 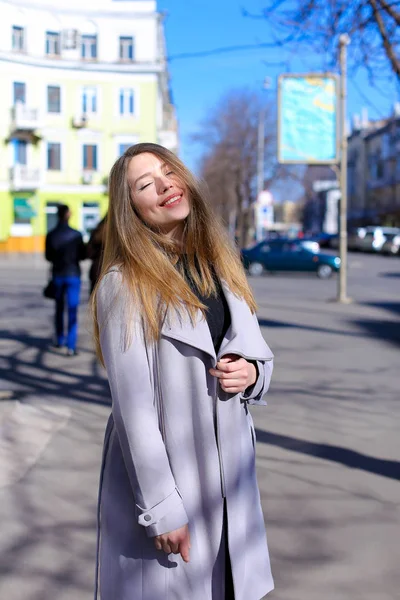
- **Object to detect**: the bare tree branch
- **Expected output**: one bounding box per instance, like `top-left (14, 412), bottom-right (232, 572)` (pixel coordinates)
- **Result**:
top-left (378, 0), bottom-right (400, 25)
top-left (193, 89), bottom-right (301, 245)
top-left (370, 0), bottom-right (400, 77)
top-left (250, 0), bottom-right (400, 81)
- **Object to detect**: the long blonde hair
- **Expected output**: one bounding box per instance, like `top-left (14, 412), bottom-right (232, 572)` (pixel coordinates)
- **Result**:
top-left (92, 142), bottom-right (256, 364)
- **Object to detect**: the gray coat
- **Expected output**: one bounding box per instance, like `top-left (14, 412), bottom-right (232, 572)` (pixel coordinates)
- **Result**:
top-left (96, 270), bottom-right (274, 600)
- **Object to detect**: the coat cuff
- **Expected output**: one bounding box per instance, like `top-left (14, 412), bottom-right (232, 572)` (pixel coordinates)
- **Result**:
top-left (137, 488), bottom-right (188, 537)
top-left (241, 360), bottom-right (267, 405)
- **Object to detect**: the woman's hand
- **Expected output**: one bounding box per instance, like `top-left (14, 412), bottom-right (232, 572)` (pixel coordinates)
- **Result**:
top-left (209, 353), bottom-right (257, 394)
top-left (154, 524), bottom-right (191, 563)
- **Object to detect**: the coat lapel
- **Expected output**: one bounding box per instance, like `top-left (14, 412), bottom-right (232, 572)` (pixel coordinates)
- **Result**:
top-left (161, 284), bottom-right (273, 365)
top-left (217, 284), bottom-right (274, 362)
top-left (161, 305), bottom-right (216, 361)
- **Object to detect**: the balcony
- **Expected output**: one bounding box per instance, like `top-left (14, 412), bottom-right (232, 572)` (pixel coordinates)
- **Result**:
top-left (11, 102), bottom-right (42, 132)
top-left (10, 164), bottom-right (41, 191)
top-left (72, 114), bottom-right (88, 129)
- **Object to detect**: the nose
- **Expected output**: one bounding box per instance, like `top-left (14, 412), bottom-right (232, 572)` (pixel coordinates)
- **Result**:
top-left (157, 175), bottom-right (172, 194)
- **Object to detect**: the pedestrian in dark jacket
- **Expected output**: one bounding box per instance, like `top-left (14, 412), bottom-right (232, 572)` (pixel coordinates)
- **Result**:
top-left (45, 204), bottom-right (86, 356)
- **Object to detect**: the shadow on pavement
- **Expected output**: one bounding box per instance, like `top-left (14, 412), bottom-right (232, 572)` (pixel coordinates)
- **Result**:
top-left (379, 271), bottom-right (400, 278)
top-left (255, 428), bottom-right (400, 481)
top-left (353, 302), bottom-right (400, 348)
top-left (257, 318), bottom-right (354, 338)
top-left (0, 329), bottom-right (111, 407)
top-left (258, 303), bottom-right (400, 348)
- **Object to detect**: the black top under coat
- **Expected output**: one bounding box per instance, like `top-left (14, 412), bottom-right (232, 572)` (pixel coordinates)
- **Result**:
top-left (178, 257), bottom-right (231, 353)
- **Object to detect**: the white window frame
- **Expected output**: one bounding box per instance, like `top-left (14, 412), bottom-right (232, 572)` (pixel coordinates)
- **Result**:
top-left (82, 142), bottom-right (100, 172)
top-left (114, 135), bottom-right (139, 158)
top-left (46, 31), bottom-right (61, 56)
top-left (45, 83), bottom-right (64, 116)
top-left (12, 25), bottom-right (25, 52)
top-left (81, 34), bottom-right (97, 60)
top-left (13, 81), bottom-right (26, 105)
top-left (118, 87), bottom-right (138, 118)
top-left (46, 141), bottom-right (62, 171)
top-left (81, 86), bottom-right (98, 115)
top-left (119, 36), bottom-right (134, 61)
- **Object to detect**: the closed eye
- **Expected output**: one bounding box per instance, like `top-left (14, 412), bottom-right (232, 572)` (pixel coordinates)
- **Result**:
top-left (139, 182), bottom-right (152, 191)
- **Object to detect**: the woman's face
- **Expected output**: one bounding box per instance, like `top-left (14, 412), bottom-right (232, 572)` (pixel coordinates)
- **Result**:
top-left (127, 152), bottom-right (190, 239)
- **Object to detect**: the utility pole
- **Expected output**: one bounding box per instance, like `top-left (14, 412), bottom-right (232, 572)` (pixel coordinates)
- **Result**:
top-left (256, 77), bottom-right (271, 241)
top-left (338, 34), bottom-right (351, 303)
top-left (257, 107), bottom-right (265, 201)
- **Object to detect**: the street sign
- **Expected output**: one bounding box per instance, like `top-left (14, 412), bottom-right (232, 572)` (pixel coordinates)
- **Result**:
top-left (257, 190), bottom-right (273, 205)
top-left (278, 74), bottom-right (339, 164)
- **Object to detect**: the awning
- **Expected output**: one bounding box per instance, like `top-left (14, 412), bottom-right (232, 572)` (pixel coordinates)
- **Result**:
top-left (14, 198), bottom-right (36, 219)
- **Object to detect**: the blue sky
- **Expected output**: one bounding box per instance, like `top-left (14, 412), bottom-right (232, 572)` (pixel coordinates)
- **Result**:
top-left (160, 0), bottom-right (399, 175)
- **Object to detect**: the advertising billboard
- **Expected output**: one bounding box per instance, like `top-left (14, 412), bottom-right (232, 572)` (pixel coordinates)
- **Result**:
top-left (278, 74), bottom-right (339, 164)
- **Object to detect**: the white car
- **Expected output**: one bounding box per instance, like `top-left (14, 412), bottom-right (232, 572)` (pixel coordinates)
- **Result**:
top-left (357, 227), bottom-right (400, 252)
top-left (381, 233), bottom-right (400, 255)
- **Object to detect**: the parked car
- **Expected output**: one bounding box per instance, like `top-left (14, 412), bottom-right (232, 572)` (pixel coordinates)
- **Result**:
top-left (241, 239), bottom-right (341, 279)
top-left (311, 232), bottom-right (338, 248)
top-left (380, 232), bottom-right (400, 255)
top-left (328, 228), bottom-right (367, 251)
top-left (350, 226), bottom-right (400, 252)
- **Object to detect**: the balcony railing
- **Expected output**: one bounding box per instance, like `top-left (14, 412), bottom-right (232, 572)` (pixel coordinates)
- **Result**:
top-left (11, 102), bottom-right (42, 131)
top-left (10, 164), bottom-right (41, 190)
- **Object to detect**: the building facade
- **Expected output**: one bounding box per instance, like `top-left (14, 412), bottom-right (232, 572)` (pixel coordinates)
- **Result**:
top-left (348, 108), bottom-right (400, 227)
top-left (0, 0), bottom-right (178, 252)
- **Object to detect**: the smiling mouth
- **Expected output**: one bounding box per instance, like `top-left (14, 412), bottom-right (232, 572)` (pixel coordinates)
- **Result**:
top-left (160, 194), bottom-right (183, 207)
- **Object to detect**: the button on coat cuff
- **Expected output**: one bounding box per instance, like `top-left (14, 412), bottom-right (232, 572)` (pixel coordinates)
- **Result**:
top-left (137, 488), bottom-right (188, 537)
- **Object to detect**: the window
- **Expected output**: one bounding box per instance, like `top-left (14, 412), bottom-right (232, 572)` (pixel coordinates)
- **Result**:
top-left (82, 86), bottom-right (97, 114)
top-left (81, 35), bottom-right (97, 59)
top-left (381, 134), bottom-right (390, 160)
top-left (119, 88), bottom-right (134, 115)
top-left (12, 26), bottom-right (25, 52)
top-left (118, 143), bottom-right (131, 156)
top-left (47, 143), bottom-right (61, 170)
top-left (14, 198), bottom-right (33, 225)
top-left (119, 36), bottom-right (134, 61)
top-left (46, 202), bottom-right (61, 232)
top-left (47, 86), bottom-right (61, 113)
top-left (46, 31), bottom-right (61, 56)
top-left (13, 81), bottom-right (26, 104)
top-left (83, 144), bottom-right (98, 170)
top-left (13, 140), bottom-right (27, 165)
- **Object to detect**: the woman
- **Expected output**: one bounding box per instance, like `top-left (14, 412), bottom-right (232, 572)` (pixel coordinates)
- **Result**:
top-left (92, 143), bottom-right (274, 600)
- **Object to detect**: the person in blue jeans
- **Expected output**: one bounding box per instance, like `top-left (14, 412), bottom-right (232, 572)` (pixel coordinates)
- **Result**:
top-left (45, 204), bottom-right (86, 356)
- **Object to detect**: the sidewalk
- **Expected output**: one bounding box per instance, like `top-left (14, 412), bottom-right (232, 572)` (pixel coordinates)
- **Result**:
top-left (0, 257), bottom-right (399, 600)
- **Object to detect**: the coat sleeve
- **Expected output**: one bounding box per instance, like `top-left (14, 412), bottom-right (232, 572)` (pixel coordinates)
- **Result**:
top-left (240, 313), bottom-right (274, 406)
top-left (97, 271), bottom-right (188, 537)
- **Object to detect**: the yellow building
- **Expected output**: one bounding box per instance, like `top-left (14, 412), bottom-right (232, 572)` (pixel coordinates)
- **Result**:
top-left (0, 0), bottom-right (178, 252)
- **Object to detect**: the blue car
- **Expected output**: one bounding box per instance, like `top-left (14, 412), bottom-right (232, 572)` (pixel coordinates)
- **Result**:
top-left (241, 239), bottom-right (341, 279)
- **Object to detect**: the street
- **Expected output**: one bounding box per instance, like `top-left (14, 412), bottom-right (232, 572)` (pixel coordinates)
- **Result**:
top-left (0, 253), bottom-right (399, 600)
